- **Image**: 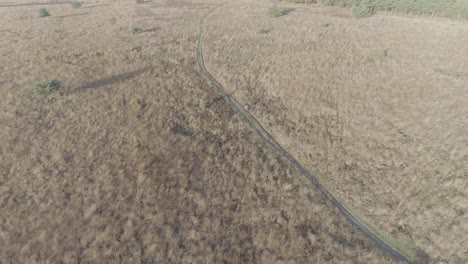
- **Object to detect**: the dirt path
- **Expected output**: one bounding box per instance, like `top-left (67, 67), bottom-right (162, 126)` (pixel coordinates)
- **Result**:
top-left (202, 1), bottom-right (468, 262)
top-left (196, 4), bottom-right (428, 264)
top-left (0, 0), bottom-right (404, 263)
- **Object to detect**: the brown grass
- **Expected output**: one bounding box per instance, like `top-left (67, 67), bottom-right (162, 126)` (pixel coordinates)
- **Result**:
top-left (204, 1), bottom-right (468, 263)
top-left (0, 0), bottom-right (402, 263)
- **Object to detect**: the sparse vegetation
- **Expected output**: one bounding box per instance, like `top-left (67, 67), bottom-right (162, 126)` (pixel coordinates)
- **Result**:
top-left (320, 21), bottom-right (331, 27)
top-left (199, 99), bottom-right (206, 110)
top-left (368, 50), bottom-right (388, 62)
top-left (268, 5), bottom-right (285, 17)
top-left (375, 49), bottom-right (388, 60)
top-left (136, 0), bottom-right (145, 3)
top-left (71, 1), bottom-right (82, 9)
top-left (132, 26), bottom-right (143, 35)
top-left (373, 0), bottom-right (467, 19)
top-left (0, 1), bottom-right (465, 263)
top-left (39, 8), bottom-right (50, 17)
top-left (292, 0), bottom-right (468, 20)
top-left (171, 124), bottom-right (194, 137)
top-left (30, 79), bottom-right (64, 100)
top-left (258, 28), bottom-right (272, 34)
top-left (352, 1), bottom-right (373, 18)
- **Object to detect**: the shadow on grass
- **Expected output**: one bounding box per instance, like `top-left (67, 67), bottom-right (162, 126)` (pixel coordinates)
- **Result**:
top-left (0, 1), bottom-right (72, 7)
top-left (82, 4), bottom-right (110, 9)
top-left (77, 68), bottom-right (150, 92)
top-left (283, 8), bottom-right (295, 15)
top-left (206, 96), bottom-right (224, 108)
top-left (142, 27), bottom-right (160, 33)
top-left (52, 13), bottom-right (89, 19)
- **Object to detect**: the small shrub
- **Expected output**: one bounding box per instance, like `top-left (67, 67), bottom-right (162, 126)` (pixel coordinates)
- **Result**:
top-left (268, 5), bottom-right (285, 17)
top-left (367, 50), bottom-right (388, 63)
top-left (39, 8), bottom-right (50, 17)
top-left (199, 99), bottom-right (206, 110)
top-left (320, 21), bottom-right (331, 27)
top-left (131, 26), bottom-right (143, 35)
top-left (352, 2), bottom-right (373, 18)
top-left (30, 79), bottom-right (64, 100)
top-left (171, 124), bottom-right (194, 137)
top-left (376, 50), bottom-right (388, 60)
top-left (136, 0), bottom-right (144, 3)
top-left (258, 28), bottom-right (272, 34)
top-left (71, 1), bottom-right (82, 8)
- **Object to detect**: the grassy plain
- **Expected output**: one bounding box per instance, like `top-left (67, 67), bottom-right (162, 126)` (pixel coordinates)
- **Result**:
top-left (0, 0), bottom-right (408, 263)
top-left (204, 1), bottom-right (468, 262)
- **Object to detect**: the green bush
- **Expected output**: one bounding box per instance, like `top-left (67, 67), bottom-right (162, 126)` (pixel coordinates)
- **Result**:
top-left (171, 124), bottom-right (194, 137)
top-left (136, 0), bottom-right (144, 3)
top-left (30, 79), bottom-right (64, 100)
top-left (268, 5), bottom-right (285, 17)
top-left (71, 1), bottom-right (82, 8)
top-left (375, 50), bottom-right (388, 60)
top-left (131, 26), bottom-right (143, 35)
top-left (258, 28), bottom-right (272, 34)
top-left (39, 8), bottom-right (50, 17)
top-left (199, 99), bottom-right (206, 110)
top-left (352, 1), bottom-right (373, 18)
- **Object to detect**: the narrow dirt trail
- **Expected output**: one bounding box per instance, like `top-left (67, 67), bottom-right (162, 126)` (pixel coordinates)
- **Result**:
top-left (196, 4), bottom-right (428, 264)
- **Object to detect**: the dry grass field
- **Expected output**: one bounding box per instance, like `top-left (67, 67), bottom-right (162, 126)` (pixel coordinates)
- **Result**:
top-left (204, 1), bottom-right (468, 263)
top-left (0, 0), bottom-right (466, 263)
top-left (0, 0), bottom-right (407, 263)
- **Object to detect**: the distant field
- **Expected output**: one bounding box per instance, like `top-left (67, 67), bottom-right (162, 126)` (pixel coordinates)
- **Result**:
top-left (287, 0), bottom-right (468, 19)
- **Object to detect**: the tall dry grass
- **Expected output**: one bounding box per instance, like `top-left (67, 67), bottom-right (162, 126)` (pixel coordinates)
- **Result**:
top-left (291, 0), bottom-right (468, 19)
